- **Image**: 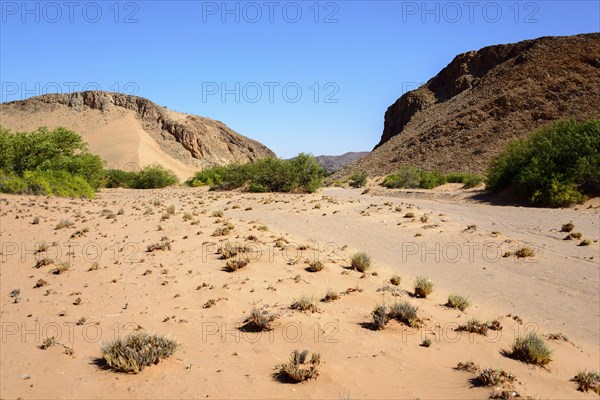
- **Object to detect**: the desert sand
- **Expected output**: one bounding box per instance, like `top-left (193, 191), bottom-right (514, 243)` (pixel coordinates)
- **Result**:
top-left (1, 185), bottom-right (598, 399)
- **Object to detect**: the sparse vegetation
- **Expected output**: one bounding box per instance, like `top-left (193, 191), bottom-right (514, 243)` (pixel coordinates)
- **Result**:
top-left (224, 258), bottom-right (249, 272)
top-left (413, 276), bottom-right (433, 298)
top-left (486, 119), bottom-right (600, 207)
top-left (350, 252), bottom-right (371, 272)
top-left (446, 294), bottom-right (470, 311)
top-left (290, 294), bottom-right (319, 313)
top-left (55, 219), bottom-right (74, 230)
top-left (276, 349), bottom-right (321, 383)
top-left (306, 260), bottom-right (324, 272)
top-left (573, 370), bottom-right (600, 394)
top-left (243, 308), bottom-right (276, 331)
top-left (509, 333), bottom-right (552, 366)
top-left (390, 275), bottom-right (401, 286)
top-left (515, 247), bottom-right (535, 258)
top-left (561, 222), bottom-right (575, 232)
top-left (101, 332), bottom-right (178, 373)
top-left (389, 301), bottom-right (419, 327)
top-left (477, 368), bottom-right (516, 387)
top-left (321, 288), bottom-right (340, 302)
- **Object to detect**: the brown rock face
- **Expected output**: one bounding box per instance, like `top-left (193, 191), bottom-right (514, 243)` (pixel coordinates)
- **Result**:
top-left (348, 33), bottom-right (600, 177)
top-left (0, 91), bottom-right (275, 176)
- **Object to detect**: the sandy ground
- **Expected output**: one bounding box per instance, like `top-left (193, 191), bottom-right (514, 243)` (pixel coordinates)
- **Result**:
top-left (1, 186), bottom-right (599, 399)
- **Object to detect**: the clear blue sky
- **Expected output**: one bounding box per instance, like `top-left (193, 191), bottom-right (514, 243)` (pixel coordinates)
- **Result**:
top-left (1, 1), bottom-right (598, 157)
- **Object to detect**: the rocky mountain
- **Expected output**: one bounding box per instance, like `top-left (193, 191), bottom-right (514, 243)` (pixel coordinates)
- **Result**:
top-left (0, 91), bottom-right (275, 178)
top-left (315, 152), bottom-right (369, 173)
top-left (337, 33), bottom-right (600, 178)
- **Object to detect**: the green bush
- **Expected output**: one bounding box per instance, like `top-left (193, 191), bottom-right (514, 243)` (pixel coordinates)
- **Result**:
top-left (101, 332), bottom-right (178, 373)
top-left (105, 169), bottom-right (137, 188)
top-left (0, 169), bottom-right (95, 198)
top-left (419, 170), bottom-right (446, 189)
top-left (382, 165), bottom-right (484, 190)
top-left (487, 119), bottom-right (600, 207)
top-left (186, 153), bottom-right (325, 193)
top-left (383, 165), bottom-right (422, 188)
top-left (349, 173), bottom-right (368, 188)
top-left (131, 164), bottom-right (179, 189)
top-left (0, 126), bottom-right (104, 198)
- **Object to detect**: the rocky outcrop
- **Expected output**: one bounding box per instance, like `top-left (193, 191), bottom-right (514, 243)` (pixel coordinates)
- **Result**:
top-left (2, 91), bottom-right (275, 168)
top-left (315, 152), bottom-right (369, 173)
top-left (345, 33), bottom-right (600, 177)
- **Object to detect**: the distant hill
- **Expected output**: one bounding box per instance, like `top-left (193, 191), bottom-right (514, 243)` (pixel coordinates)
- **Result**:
top-left (315, 152), bottom-right (369, 173)
top-left (0, 91), bottom-right (275, 179)
top-left (335, 33), bottom-right (600, 178)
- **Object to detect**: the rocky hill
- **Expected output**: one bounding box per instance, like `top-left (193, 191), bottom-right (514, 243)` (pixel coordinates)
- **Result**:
top-left (0, 91), bottom-right (275, 178)
top-left (315, 152), bottom-right (368, 173)
top-left (337, 33), bottom-right (600, 178)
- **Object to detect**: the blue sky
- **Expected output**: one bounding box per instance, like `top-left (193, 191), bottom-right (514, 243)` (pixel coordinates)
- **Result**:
top-left (1, 1), bottom-right (598, 157)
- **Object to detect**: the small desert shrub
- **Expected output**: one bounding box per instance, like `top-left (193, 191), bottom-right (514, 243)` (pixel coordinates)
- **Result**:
top-left (446, 294), bottom-right (470, 311)
top-left (404, 212), bottom-right (415, 218)
top-left (277, 349), bottom-right (321, 382)
top-left (421, 338), bottom-right (432, 347)
top-left (52, 262), bottom-right (70, 275)
top-left (34, 257), bottom-right (54, 269)
top-left (244, 308), bottom-right (276, 331)
top-left (420, 215), bottom-right (429, 223)
top-left (566, 232), bottom-right (582, 240)
top-left (389, 301), bottom-right (419, 327)
top-left (32, 216), bottom-right (40, 224)
top-left (40, 337), bottom-right (58, 349)
top-left (212, 227), bottom-right (230, 236)
top-left (414, 276), bottom-right (433, 298)
top-left (146, 239), bottom-right (171, 252)
top-left (101, 332), bottom-right (178, 373)
top-left (219, 242), bottom-right (248, 259)
top-left (515, 247), bottom-right (535, 258)
top-left (212, 210), bottom-right (223, 218)
top-left (290, 294), bottom-right (319, 313)
top-left (349, 173), bottom-right (368, 188)
top-left (455, 361), bottom-right (480, 373)
top-left (350, 252), bottom-right (371, 272)
top-left (372, 305), bottom-right (390, 330)
top-left (382, 165), bottom-right (422, 189)
top-left (321, 288), bottom-right (340, 302)
top-left (573, 370), bottom-right (600, 394)
top-left (579, 239), bottom-right (591, 246)
top-left (457, 319), bottom-right (489, 335)
top-left (306, 260), bottom-right (324, 272)
top-left (390, 275), bottom-right (401, 286)
top-left (561, 222), bottom-right (574, 232)
top-left (445, 172), bottom-right (485, 188)
top-left (509, 333), bottom-right (552, 366)
top-left (225, 258), bottom-right (249, 272)
top-left (477, 368), bottom-right (516, 387)
top-left (55, 219), bottom-right (74, 229)
top-left (166, 205), bottom-right (175, 215)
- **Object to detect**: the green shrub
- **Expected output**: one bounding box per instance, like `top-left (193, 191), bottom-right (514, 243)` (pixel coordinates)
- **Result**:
top-left (446, 172), bottom-right (485, 188)
top-left (104, 169), bottom-right (136, 188)
top-left (419, 170), bottom-right (446, 189)
top-left (509, 333), bottom-right (552, 366)
top-left (383, 165), bottom-right (422, 188)
top-left (131, 164), bottom-right (178, 189)
top-left (487, 119), bottom-right (600, 207)
top-left (349, 173), bottom-right (368, 188)
top-left (372, 305), bottom-right (390, 330)
top-left (101, 332), bottom-right (178, 373)
top-left (186, 154), bottom-right (324, 193)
